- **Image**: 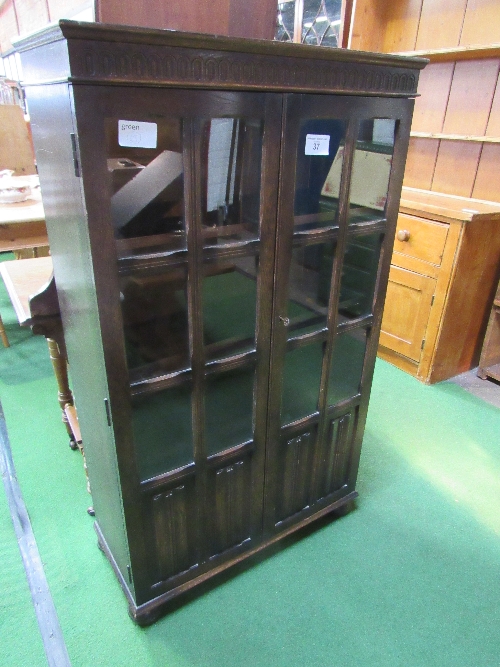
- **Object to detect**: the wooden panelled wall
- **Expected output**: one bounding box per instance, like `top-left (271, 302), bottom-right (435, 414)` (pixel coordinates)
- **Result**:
top-left (0, 0), bottom-right (85, 52)
top-left (350, 0), bottom-right (500, 202)
top-left (0, 0), bottom-right (277, 54)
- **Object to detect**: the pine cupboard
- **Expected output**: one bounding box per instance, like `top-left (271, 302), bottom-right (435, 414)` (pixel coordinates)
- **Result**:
top-left (15, 20), bottom-right (424, 623)
top-left (379, 187), bottom-right (500, 383)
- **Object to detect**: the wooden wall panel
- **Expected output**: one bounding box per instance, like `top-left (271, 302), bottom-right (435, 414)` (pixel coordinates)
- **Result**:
top-left (95, 0), bottom-right (276, 39)
top-left (0, 105), bottom-right (36, 174)
top-left (411, 62), bottom-right (454, 133)
top-left (381, 0), bottom-right (422, 53)
top-left (415, 0), bottom-right (468, 50)
top-left (0, 1), bottom-right (19, 53)
top-left (14, 0), bottom-right (49, 38)
top-left (460, 0), bottom-right (500, 47)
top-left (47, 0), bottom-right (89, 22)
top-left (485, 75), bottom-right (500, 136)
top-left (431, 141), bottom-right (482, 197)
top-left (402, 138), bottom-right (439, 190)
top-left (442, 59), bottom-right (500, 135)
top-left (349, 0), bottom-right (388, 52)
top-left (96, 0), bottom-right (228, 36)
top-left (472, 145), bottom-right (500, 201)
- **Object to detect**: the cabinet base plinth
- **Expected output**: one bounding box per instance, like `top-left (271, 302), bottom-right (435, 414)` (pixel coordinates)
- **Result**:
top-left (96, 492), bottom-right (358, 625)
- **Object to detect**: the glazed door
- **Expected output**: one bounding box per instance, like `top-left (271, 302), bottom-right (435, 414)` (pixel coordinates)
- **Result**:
top-left (264, 93), bottom-right (413, 534)
top-left (72, 86), bottom-right (282, 600)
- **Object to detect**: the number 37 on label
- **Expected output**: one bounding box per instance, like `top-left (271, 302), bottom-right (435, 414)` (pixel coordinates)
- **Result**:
top-left (305, 134), bottom-right (330, 156)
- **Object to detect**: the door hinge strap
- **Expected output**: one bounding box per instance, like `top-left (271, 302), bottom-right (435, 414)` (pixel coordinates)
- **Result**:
top-left (70, 133), bottom-right (80, 177)
top-left (104, 398), bottom-right (111, 427)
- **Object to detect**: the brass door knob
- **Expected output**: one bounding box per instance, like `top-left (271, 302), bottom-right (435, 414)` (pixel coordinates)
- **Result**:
top-left (397, 229), bottom-right (410, 242)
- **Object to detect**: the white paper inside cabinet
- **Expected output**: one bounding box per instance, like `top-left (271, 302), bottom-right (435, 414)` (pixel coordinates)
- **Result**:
top-left (321, 147), bottom-right (392, 211)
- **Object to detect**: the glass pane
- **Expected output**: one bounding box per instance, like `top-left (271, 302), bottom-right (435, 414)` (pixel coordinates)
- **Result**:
top-left (338, 233), bottom-right (382, 321)
top-left (348, 118), bottom-right (396, 223)
top-left (106, 116), bottom-right (185, 259)
top-left (132, 383), bottom-right (193, 481)
top-left (205, 366), bottom-right (255, 455)
top-left (287, 241), bottom-right (336, 336)
top-left (295, 119), bottom-right (346, 231)
top-left (276, 1), bottom-right (295, 41)
top-left (120, 267), bottom-right (189, 377)
top-left (203, 255), bottom-right (258, 361)
top-left (281, 342), bottom-right (324, 425)
top-left (327, 329), bottom-right (367, 405)
top-left (302, 0), bottom-right (342, 47)
top-left (203, 118), bottom-right (263, 246)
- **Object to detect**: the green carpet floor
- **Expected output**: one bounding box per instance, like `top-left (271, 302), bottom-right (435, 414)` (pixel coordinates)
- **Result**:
top-left (1, 257), bottom-right (500, 666)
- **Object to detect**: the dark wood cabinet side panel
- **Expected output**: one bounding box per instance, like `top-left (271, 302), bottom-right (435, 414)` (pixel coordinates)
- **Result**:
top-left (25, 82), bottom-right (133, 588)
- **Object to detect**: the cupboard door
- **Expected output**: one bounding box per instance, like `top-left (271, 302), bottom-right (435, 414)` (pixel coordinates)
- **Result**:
top-left (72, 86), bottom-right (281, 597)
top-left (379, 266), bottom-right (435, 362)
top-left (265, 93), bottom-right (412, 533)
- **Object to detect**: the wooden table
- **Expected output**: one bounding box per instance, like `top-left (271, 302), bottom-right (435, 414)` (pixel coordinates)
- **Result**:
top-left (0, 175), bottom-right (49, 258)
top-left (0, 256), bottom-right (81, 448)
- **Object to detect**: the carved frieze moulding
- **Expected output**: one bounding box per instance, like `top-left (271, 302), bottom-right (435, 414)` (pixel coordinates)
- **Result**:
top-left (70, 43), bottom-right (418, 96)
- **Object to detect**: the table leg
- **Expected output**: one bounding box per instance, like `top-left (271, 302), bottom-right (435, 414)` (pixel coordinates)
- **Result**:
top-left (46, 337), bottom-right (90, 494)
top-left (47, 337), bottom-right (76, 442)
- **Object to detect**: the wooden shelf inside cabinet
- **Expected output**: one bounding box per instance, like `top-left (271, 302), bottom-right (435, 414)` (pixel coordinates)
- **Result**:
top-left (392, 43), bottom-right (500, 63)
top-left (378, 187), bottom-right (500, 384)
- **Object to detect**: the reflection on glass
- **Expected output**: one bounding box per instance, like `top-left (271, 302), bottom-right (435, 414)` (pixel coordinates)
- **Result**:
top-left (294, 119), bottom-right (346, 231)
top-left (205, 366), bottom-right (255, 455)
top-left (203, 255), bottom-right (258, 361)
top-left (203, 118), bottom-right (263, 246)
top-left (348, 118), bottom-right (395, 223)
top-left (132, 383), bottom-right (193, 481)
top-left (327, 329), bottom-right (367, 405)
top-left (287, 241), bottom-right (336, 336)
top-left (105, 117), bottom-right (186, 259)
top-left (281, 342), bottom-right (324, 425)
top-left (120, 268), bottom-right (189, 376)
top-left (338, 233), bottom-right (381, 321)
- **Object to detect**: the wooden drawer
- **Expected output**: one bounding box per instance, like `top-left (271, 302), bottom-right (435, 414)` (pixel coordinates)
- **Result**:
top-left (392, 213), bottom-right (448, 270)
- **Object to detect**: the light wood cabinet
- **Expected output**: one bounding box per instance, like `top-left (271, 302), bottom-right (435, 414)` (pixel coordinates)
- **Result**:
top-left (378, 187), bottom-right (500, 383)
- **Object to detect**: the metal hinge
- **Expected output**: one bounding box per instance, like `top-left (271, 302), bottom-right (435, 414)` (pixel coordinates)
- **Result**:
top-left (70, 133), bottom-right (80, 177)
top-left (421, 338), bottom-right (426, 351)
top-left (104, 398), bottom-right (111, 427)
top-left (127, 565), bottom-right (132, 585)
top-left (431, 294), bottom-right (435, 307)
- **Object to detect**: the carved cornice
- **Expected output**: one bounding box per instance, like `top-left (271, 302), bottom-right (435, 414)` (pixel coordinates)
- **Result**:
top-left (67, 42), bottom-right (419, 96)
top-left (15, 20), bottom-right (425, 96)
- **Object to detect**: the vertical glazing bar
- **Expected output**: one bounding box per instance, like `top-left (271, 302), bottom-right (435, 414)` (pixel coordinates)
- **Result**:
top-left (183, 118), bottom-right (206, 561)
top-left (294, 0), bottom-right (304, 42)
top-left (311, 116), bottom-right (359, 496)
